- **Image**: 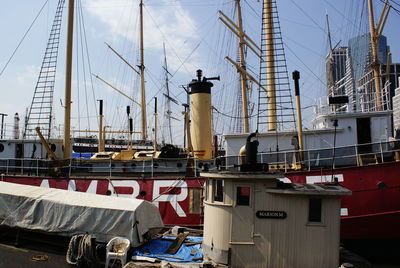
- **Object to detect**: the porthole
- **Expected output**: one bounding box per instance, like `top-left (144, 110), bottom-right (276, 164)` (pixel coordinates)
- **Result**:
top-left (377, 181), bottom-right (387, 190)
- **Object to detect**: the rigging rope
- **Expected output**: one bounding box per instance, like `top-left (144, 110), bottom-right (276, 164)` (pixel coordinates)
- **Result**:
top-left (0, 0), bottom-right (49, 77)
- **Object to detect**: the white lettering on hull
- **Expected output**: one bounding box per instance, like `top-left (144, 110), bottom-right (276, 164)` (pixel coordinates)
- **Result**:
top-left (152, 180), bottom-right (188, 217)
top-left (39, 179), bottom-right (188, 217)
top-left (108, 180), bottom-right (140, 199)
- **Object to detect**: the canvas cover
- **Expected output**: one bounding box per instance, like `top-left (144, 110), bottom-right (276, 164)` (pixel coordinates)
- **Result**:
top-left (0, 181), bottom-right (163, 246)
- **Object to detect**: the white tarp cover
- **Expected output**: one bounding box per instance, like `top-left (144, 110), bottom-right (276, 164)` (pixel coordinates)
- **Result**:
top-left (0, 181), bottom-right (163, 246)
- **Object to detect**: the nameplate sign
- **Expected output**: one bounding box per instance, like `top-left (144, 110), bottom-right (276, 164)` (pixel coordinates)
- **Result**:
top-left (256, 210), bottom-right (287, 219)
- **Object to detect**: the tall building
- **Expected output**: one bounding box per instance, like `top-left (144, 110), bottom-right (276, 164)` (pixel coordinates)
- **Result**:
top-left (325, 47), bottom-right (354, 111)
top-left (393, 77), bottom-right (400, 129)
top-left (348, 34), bottom-right (388, 85)
top-left (326, 33), bottom-right (395, 112)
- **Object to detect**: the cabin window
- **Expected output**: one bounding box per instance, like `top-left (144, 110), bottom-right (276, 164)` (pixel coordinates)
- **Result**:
top-left (189, 188), bottom-right (202, 214)
top-left (0, 143), bottom-right (4, 153)
top-left (213, 179), bottom-right (224, 202)
top-left (236, 186), bottom-right (250, 206)
top-left (308, 198), bottom-right (322, 222)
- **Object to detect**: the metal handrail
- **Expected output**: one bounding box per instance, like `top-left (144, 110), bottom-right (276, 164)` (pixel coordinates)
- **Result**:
top-left (220, 140), bottom-right (400, 171)
top-left (0, 140), bottom-right (398, 176)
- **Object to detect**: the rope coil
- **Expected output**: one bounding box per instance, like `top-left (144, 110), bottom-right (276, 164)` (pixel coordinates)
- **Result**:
top-left (66, 234), bottom-right (99, 267)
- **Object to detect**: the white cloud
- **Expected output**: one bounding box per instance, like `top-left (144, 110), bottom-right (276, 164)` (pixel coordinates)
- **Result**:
top-left (84, 0), bottom-right (203, 72)
top-left (16, 65), bottom-right (40, 87)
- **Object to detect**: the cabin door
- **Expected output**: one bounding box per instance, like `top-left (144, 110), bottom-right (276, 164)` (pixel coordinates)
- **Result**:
top-left (356, 118), bottom-right (371, 153)
top-left (231, 184), bottom-right (254, 243)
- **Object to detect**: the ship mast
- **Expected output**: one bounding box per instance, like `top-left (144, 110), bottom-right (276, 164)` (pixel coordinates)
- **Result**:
top-left (236, 0), bottom-right (250, 133)
top-left (139, 0), bottom-right (147, 141)
top-left (163, 43), bottom-right (173, 143)
top-left (367, 0), bottom-right (391, 111)
top-left (63, 0), bottom-right (75, 159)
top-left (264, 0), bottom-right (277, 131)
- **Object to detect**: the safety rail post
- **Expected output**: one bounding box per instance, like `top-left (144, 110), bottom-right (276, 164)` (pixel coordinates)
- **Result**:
top-left (36, 159), bottom-right (39, 176)
top-left (380, 141), bottom-right (384, 163)
top-left (194, 157), bottom-right (197, 177)
top-left (151, 156), bottom-right (154, 177)
top-left (355, 145), bottom-right (360, 166)
top-left (307, 150), bottom-right (311, 171)
top-left (284, 152), bottom-right (287, 172)
top-left (109, 158), bottom-right (112, 178)
top-left (69, 158), bottom-right (72, 177)
top-left (21, 158), bottom-right (24, 175)
top-left (6, 159), bottom-right (9, 175)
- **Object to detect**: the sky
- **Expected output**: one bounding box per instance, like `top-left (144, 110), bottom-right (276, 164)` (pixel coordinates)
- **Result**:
top-left (0, 0), bottom-right (399, 145)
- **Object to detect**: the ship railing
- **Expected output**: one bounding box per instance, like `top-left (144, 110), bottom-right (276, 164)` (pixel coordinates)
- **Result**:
top-left (219, 140), bottom-right (400, 172)
top-left (0, 158), bottom-right (56, 177)
top-left (0, 156), bottom-right (206, 178)
top-left (66, 157), bottom-right (197, 177)
top-left (314, 82), bottom-right (392, 116)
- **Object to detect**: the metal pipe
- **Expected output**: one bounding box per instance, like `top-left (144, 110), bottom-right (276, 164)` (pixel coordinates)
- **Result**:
top-left (0, 113), bottom-right (8, 139)
top-left (153, 97), bottom-right (158, 151)
top-left (263, 0), bottom-right (277, 131)
top-left (97, 100), bottom-right (104, 152)
top-left (63, 0), bottom-right (75, 159)
top-left (292, 71), bottom-right (304, 161)
top-left (127, 106), bottom-right (132, 150)
top-left (14, 113), bottom-right (20, 139)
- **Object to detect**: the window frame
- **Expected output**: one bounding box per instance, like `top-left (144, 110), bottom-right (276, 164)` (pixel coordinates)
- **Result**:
top-left (235, 184), bottom-right (252, 207)
top-left (212, 179), bottom-right (224, 203)
top-left (308, 198), bottom-right (323, 224)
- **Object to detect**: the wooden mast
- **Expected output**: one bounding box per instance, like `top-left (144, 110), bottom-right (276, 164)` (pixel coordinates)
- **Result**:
top-left (63, 0), bottom-right (75, 159)
top-left (236, 0), bottom-right (250, 133)
top-left (367, 0), bottom-right (391, 111)
top-left (163, 43), bottom-right (173, 143)
top-left (367, 0), bottom-right (383, 111)
top-left (139, 0), bottom-right (147, 141)
top-left (264, 0), bottom-right (277, 131)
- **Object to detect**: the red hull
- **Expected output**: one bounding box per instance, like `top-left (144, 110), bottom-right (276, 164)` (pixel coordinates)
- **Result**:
top-left (286, 161), bottom-right (400, 239)
top-left (2, 161), bottom-right (399, 239)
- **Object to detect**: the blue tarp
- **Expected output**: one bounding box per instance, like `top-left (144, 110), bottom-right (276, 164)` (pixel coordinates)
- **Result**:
top-left (132, 235), bottom-right (203, 263)
top-left (72, 153), bottom-right (94, 159)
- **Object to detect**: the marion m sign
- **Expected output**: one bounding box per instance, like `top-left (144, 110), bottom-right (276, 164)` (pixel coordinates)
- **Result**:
top-left (256, 210), bottom-right (287, 219)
